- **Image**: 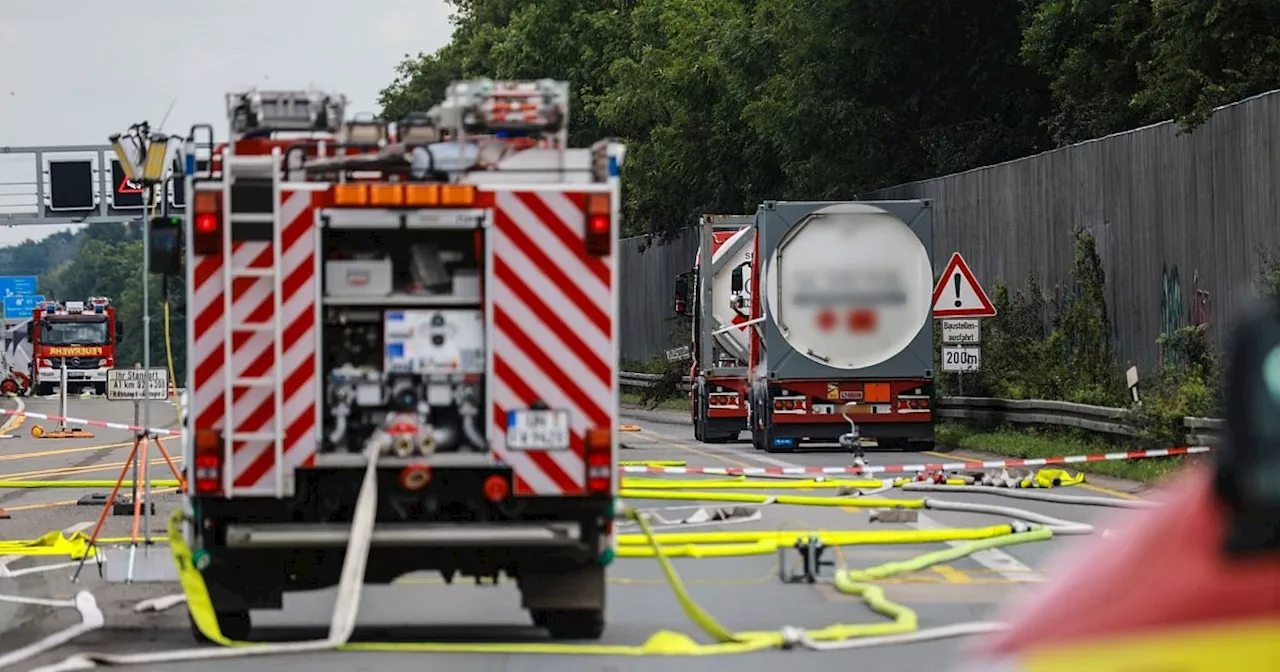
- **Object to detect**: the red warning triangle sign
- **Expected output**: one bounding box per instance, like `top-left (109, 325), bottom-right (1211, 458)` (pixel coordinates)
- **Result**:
top-left (117, 174), bottom-right (145, 195)
top-left (931, 252), bottom-right (996, 318)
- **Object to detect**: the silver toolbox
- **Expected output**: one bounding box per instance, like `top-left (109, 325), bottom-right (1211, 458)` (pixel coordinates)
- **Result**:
top-left (326, 259), bottom-right (393, 296)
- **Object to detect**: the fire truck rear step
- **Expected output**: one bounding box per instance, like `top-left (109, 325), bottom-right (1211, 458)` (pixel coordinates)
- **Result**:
top-left (224, 522), bottom-right (582, 549)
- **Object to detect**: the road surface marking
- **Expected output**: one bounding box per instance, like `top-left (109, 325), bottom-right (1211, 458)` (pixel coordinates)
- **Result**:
top-left (0, 396), bottom-right (25, 435)
top-left (1, 456), bottom-right (180, 481)
top-left (0, 441), bottom-right (134, 463)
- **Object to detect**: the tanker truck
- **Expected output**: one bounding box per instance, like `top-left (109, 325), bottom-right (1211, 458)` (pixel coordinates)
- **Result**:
top-left (733, 201), bottom-right (935, 453)
top-left (672, 214), bottom-right (754, 442)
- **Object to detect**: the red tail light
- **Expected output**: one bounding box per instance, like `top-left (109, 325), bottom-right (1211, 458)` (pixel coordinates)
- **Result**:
top-left (192, 191), bottom-right (223, 256)
top-left (483, 474), bottom-right (510, 502)
top-left (784, 400), bottom-right (795, 410)
top-left (586, 428), bottom-right (612, 493)
top-left (585, 194), bottom-right (611, 256)
top-left (774, 400), bottom-right (784, 410)
top-left (194, 429), bottom-right (223, 495)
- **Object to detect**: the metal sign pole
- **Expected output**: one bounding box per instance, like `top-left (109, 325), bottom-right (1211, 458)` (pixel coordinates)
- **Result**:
top-left (59, 361), bottom-right (68, 431)
top-left (141, 186), bottom-right (153, 549)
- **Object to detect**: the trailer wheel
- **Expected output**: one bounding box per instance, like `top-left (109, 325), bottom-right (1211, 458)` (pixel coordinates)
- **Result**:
top-left (535, 608), bottom-right (605, 640)
top-left (188, 608), bottom-right (251, 643)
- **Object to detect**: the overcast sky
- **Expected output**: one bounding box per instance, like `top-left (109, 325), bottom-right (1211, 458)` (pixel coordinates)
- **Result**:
top-left (0, 0), bottom-right (453, 249)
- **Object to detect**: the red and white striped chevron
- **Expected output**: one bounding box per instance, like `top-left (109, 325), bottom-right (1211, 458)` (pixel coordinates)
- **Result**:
top-left (486, 189), bottom-right (616, 496)
top-left (190, 188), bottom-right (318, 495)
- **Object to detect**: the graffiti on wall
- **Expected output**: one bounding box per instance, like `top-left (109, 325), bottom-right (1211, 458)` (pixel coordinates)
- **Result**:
top-left (1159, 265), bottom-right (1211, 367)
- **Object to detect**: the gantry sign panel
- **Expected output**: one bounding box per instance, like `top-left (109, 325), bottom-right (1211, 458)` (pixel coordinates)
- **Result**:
top-left (0, 144), bottom-right (187, 226)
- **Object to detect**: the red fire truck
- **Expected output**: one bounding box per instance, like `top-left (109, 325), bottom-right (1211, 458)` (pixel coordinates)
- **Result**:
top-left (178, 82), bottom-right (624, 642)
top-left (674, 215), bottom-right (754, 442)
top-left (29, 297), bottom-right (121, 396)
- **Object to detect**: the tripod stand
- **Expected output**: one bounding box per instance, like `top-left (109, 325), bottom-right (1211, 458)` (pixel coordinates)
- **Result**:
top-left (71, 429), bottom-right (186, 582)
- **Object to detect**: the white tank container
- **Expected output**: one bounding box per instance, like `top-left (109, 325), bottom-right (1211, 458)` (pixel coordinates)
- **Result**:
top-left (701, 226), bottom-right (754, 358)
top-left (761, 203), bottom-right (932, 370)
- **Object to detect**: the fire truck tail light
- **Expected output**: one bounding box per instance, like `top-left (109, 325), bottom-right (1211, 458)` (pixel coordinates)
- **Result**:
top-left (440, 184), bottom-right (476, 207)
top-left (404, 184), bottom-right (440, 206)
top-left (368, 184), bottom-right (403, 207)
top-left (586, 428), bottom-right (612, 494)
top-left (585, 193), bottom-right (611, 257)
top-left (192, 191), bottom-right (223, 256)
top-left (483, 474), bottom-right (510, 502)
top-left (333, 184), bottom-right (368, 206)
top-left (194, 429), bottom-right (224, 495)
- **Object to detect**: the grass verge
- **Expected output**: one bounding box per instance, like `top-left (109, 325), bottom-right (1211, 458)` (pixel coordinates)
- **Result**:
top-left (621, 392), bottom-right (687, 412)
top-left (936, 421), bottom-right (1199, 485)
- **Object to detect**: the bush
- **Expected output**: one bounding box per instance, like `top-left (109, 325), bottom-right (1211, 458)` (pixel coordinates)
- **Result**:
top-left (936, 228), bottom-right (1126, 406)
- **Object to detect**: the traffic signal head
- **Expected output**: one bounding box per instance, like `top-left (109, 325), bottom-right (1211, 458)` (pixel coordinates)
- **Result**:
top-left (1218, 297), bottom-right (1280, 556)
top-left (148, 215), bottom-right (184, 276)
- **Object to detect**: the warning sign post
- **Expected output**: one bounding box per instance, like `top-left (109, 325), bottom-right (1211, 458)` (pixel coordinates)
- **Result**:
top-left (931, 252), bottom-right (994, 395)
top-left (932, 252), bottom-right (996, 319)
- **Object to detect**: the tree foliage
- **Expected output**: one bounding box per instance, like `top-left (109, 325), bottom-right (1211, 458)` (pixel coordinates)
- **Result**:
top-left (378, 0), bottom-right (1278, 237)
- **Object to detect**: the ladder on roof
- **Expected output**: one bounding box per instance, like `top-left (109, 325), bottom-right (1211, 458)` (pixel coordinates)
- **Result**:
top-left (220, 145), bottom-right (286, 496)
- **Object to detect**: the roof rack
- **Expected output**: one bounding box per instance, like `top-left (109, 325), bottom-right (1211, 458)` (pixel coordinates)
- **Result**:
top-left (427, 79), bottom-right (570, 148)
top-left (226, 89), bottom-right (348, 137)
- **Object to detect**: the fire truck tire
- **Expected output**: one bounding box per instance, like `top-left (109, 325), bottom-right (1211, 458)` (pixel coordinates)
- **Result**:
top-left (188, 608), bottom-right (251, 643)
top-left (703, 431), bottom-right (737, 444)
top-left (35, 383), bottom-right (53, 396)
top-left (534, 608), bottom-right (605, 640)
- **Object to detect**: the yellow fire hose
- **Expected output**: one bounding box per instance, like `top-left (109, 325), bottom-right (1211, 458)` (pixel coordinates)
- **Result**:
top-left (174, 507), bottom-right (1052, 655)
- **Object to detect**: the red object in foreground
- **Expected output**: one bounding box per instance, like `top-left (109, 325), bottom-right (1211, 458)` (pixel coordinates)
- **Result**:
top-left (969, 465), bottom-right (1280, 659)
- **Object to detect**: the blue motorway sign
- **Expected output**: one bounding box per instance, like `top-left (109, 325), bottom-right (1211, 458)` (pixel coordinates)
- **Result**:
top-left (0, 276), bottom-right (37, 299)
top-left (3, 294), bottom-right (44, 319)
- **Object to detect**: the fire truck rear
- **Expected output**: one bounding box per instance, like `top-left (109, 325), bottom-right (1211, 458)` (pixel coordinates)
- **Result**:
top-left (30, 297), bottom-right (120, 396)
top-left (181, 81), bottom-right (623, 641)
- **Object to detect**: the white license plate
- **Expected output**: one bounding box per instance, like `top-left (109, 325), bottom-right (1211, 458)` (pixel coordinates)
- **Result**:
top-left (506, 409), bottom-right (570, 451)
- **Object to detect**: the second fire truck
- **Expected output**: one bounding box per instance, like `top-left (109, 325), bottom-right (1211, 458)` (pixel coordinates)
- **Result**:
top-left (30, 297), bottom-right (121, 396)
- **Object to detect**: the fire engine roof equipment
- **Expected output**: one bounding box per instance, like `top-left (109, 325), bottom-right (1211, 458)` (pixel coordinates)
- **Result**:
top-left (226, 89), bottom-right (348, 136)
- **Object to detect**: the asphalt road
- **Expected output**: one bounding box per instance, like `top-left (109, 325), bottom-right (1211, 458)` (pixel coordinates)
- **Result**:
top-left (0, 396), bottom-right (1155, 672)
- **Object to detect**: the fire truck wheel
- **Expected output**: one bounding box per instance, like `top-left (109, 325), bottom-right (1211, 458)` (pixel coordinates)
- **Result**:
top-left (534, 608), bottom-right (605, 640)
top-left (35, 383), bottom-right (53, 397)
top-left (188, 609), bottom-right (251, 643)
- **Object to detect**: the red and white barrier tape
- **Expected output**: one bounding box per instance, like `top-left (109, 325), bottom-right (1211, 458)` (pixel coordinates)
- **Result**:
top-left (0, 409), bottom-right (182, 437)
top-left (617, 446), bottom-right (1213, 476)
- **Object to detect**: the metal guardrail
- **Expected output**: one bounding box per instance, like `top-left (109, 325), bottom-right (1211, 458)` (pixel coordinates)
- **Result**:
top-left (619, 371), bottom-right (1222, 445)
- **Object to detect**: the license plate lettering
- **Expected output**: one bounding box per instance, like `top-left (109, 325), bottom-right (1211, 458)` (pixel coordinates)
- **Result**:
top-left (506, 409), bottom-right (570, 451)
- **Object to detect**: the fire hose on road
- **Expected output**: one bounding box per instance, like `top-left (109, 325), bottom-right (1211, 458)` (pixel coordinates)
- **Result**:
top-left (0, 467), bottom-right (1160, 670)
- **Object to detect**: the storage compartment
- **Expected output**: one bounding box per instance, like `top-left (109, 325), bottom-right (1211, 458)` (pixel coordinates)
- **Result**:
top-left (325, 259), bottom-right (393, 297)
top-left (322, 229), bottom-right (481, 301)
